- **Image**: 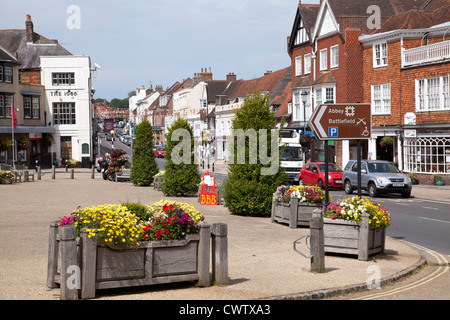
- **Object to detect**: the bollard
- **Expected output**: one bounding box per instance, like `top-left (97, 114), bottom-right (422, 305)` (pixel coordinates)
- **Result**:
top-left (52, 165), bottom-right (56, 180)
top-left (59, 225), bottom-right (79, 300)
top-left (310, 209), bottom-right (325, 273)
top-left (197, 222), bottom-right (211, 287)
top-left (37, 166), bottom-right (41, 180)
top-left (91, 166), bottom-right (95, 179)
top-left (212, 223), bottom-right (229, 285)
top-left (46, 221), bottom-right (60, 289)
top-left (71, 169), bottom-right (74, 179)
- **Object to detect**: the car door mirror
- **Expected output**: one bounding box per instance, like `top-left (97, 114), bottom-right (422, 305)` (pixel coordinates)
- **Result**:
top-left (361, 169), bottom-right (367, 174)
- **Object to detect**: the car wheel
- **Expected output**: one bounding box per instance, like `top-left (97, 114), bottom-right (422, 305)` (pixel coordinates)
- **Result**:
top-left (318, 179), bottom-right (324, 189)
top-left (401, 190), bottom-right (411, 198)
top-left (344, 181), bottom-right (353, 194)
top-left (368, 183), bottom-right (378, 197)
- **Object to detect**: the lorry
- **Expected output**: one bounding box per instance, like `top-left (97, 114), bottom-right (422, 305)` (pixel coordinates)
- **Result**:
top-left (280, 129), bottom-right (304, 184)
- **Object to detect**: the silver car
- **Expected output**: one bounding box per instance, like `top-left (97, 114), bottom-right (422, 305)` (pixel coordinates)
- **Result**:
top-left (343, 160), bottom-right (412, 198)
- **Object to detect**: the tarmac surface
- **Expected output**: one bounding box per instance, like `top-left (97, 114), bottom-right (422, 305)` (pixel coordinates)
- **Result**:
top-left (0, 163), bottom-right (447, 301)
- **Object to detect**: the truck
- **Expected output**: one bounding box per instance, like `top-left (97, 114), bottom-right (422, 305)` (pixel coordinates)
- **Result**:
top-left (280, 129), bottom-right (304, 184)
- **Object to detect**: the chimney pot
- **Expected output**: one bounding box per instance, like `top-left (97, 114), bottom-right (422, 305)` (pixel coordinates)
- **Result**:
top-left (26, 14), bottom-right (34, 43)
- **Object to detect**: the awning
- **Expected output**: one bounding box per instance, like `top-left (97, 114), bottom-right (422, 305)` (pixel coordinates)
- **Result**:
top-left (0, 126), bottom-right (55, 134)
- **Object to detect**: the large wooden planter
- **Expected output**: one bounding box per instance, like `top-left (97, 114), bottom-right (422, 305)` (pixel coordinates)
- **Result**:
top-left (47, 221), bottom-right (228, 300)
top-left (271, 197), bottom-right (323, 228)
top-left (323, 215), bottom-right (386, 261)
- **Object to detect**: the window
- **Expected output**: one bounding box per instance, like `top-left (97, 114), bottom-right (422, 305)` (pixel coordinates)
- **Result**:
top-left (330, 45), bottom-right (339, 68)
top-left (416, 75), bottom-right (450, 112)
top-left (304, 54), bottom-right (311, 75)
top-left (295, 56), bottom-right (302, 76)
top-left (320, 49), bottom-right (328, 71)
top-left (294, 18), bottom-right (310, 45)
top-left (325, 88), bottom-right (335, 103)
top-left (0, 66), bottom-right (3, 82)
top-left (53, 102), bottom-right (76, 125)
top-left (315, 86), bottom-right (335, 107)
top-left (404, 136), bottom-right (450, 173)
top-left (0, 93), bottom-right (13, 118)
top-left (372, 83), bottom-right (391, 115)
top-left (24, 96), bottom-right (40, 119)
top-left (293, 89), bottom-right (311, 122)
top-left (373, 42), bottom-right (388, 67)
top-left (52, 73), bottom-right (75, 86)
top-left (4, 66), bottom-right (12, 83)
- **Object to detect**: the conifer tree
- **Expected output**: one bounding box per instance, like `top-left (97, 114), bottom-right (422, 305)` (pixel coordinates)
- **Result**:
top-left (224, 92), bottom-right (287, 217)
top-left (130, 120), bottom-right (159, 186)
top-left (162, 118), bottom-right (201, 196)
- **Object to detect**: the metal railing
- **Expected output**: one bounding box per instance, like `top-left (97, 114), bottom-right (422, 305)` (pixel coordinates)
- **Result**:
top-left (402, 40), bottom-right (450, 67)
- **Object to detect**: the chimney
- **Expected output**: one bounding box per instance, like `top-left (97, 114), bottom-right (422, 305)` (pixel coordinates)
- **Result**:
top-left (227, 72), bottom-right (237, 82)
top-left (26, 15), bottom-right (34, 43)
top-left (200, 67), bottom-right (213, 82)
top-left (264, 70), bottom-right (273, 76)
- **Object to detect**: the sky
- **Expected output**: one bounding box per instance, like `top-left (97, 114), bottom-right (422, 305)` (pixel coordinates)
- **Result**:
top-left (1, 0), bottom-right (320, 101)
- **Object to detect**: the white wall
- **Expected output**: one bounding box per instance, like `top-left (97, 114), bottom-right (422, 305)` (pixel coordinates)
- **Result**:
top-left (40, 55), bottom-right (93, 163)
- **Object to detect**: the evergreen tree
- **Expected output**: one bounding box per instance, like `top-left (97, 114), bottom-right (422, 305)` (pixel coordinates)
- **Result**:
top-left (224, 92), bottom-right (287, 217)
top-left (162, 118), bottom-right (201, 196)
top-left (130, 120), bottom-right (159, 186)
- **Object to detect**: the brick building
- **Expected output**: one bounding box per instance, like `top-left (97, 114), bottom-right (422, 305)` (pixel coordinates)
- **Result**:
top-left (277, 0), bottom-right (441, 170)
top-left (360, 3), bottom-right (450, 182)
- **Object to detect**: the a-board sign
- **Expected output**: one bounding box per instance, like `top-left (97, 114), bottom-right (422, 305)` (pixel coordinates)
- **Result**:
top-left (200, 171), bottom-right (218, 205)
top-left (309, 104), bottom-right (372, 140)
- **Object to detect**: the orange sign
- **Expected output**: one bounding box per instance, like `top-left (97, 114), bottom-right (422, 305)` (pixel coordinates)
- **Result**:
top-left (200, 171), bottom-right (218, 206)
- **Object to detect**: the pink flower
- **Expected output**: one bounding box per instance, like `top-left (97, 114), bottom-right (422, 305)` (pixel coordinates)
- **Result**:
top-left (331, 215), bottom-right (336, 220)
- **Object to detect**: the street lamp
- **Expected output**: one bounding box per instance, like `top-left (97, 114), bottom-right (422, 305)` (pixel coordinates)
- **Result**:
top-left (301, 91), bottom-right (309, 135)
top-left (110, 130), bottom-right (115, 153)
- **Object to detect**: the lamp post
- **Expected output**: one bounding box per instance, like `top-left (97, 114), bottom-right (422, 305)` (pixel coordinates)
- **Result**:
top-left (301, 90), bottom-right (309, 135)
top-left (110, 130), bottom-right (115, 153)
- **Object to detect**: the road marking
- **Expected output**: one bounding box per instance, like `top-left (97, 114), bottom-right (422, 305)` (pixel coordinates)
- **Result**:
top-left (419, 217), bottom-right (450, 224)
top-left (422, 207), bottom-right (439, 211)
top-left (352, 241), bottom-right (448, 300)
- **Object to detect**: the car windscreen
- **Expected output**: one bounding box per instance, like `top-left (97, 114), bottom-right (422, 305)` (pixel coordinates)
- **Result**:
top-left (281, 147), bottom-right (303, 161)
top-left (318, 164), bottom-right (342, 172)
top-left (368, 162), bottom-right (401, 173)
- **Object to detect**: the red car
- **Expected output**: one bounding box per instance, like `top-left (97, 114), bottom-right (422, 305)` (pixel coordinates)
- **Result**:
top-left (155, 147), bottom-right (166, 158)
top-left (298, 162), bottom-right (344, 189)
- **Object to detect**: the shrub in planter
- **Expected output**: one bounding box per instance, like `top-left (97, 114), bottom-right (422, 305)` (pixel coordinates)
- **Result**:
top-left (273, 185), bottom-right (327, 204)
top-left (409, 171), bottom-right (419, 184)
top-left (108, 149), bottom-right (128, 176)
top-left (162, 118), bottom-right (200, 196)
top-left (433, 174), bottom-right (444, 185)
top-left (131, 120), bottom-right (159, 186)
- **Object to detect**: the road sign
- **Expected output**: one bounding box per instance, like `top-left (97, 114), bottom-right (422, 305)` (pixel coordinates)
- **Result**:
top-left (309, 104), bottom-right (372, 140)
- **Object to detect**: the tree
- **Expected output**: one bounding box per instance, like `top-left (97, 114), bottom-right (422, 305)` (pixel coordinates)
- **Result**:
top-left (162, 118), bottom-right (201, 196)
top-left (223, 92), bottom-right (287, 217)
top-left (130, 120), bottom-right (159, 186)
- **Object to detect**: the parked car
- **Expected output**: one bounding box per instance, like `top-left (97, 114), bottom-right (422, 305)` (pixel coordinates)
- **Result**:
top-left (121, 135), bottom-right (131, 145)
top-left (342, 160), bottom-right (412, 198)
top-left (299, 162), bottom-right (343, 189)
top-left (105, 133), bottom-right (113, 141)
top-left (155, 147), bottom-right (166, 158)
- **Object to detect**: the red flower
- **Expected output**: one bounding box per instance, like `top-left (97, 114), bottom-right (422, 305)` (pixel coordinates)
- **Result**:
top-left (165, 229), bottom-right (170, 235)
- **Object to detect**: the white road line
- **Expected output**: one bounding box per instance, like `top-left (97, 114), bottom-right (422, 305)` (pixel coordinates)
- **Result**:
top-left (422, 207), bottom-right (439, 211)
top-left (419, 217), bottom-right (450, 224)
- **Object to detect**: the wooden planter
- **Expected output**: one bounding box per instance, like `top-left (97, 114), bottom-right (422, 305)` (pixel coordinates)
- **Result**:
top-left (271, 197), bottom-right (323, 228)
top-left (1, 178), bottom-right (13, 184)
top-left (47, 221), bottom-right (229, 300)
top-left (323, 214), bottom-right (386, 261)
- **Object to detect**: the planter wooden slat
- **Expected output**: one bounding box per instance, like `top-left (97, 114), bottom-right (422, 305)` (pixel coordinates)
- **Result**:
top-left (271, 197), bottom-right (323, 228)
top-left (47, 221), bottom-right (229, 299)
top-left (323, 216), bottom-right (386, 261)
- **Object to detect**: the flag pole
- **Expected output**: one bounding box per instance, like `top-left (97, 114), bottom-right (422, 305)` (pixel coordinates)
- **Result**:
top-left (11, 97), bottom-right (16, 171)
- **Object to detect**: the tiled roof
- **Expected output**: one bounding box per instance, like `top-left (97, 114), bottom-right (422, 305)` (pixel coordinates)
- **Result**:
top-left (0, 29), bottom-right (71, 69)
top-left (0, 45), bottom-right (18, 64)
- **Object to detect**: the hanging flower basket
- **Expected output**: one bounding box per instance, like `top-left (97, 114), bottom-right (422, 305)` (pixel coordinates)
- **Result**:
top-left (380, 136), bottom-right (394, 147)
top-left (18, 138), bottom-right (30, 151)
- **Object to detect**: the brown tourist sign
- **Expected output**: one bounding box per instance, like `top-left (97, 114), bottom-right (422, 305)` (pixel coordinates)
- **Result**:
top-left (309, 104), bottom-right (372, 140)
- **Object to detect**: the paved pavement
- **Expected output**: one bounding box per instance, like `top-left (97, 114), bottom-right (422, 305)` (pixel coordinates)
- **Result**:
top-left (0, 165), bottom-right (445, 300)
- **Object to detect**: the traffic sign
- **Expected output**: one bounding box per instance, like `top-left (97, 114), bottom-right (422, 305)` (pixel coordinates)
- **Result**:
top-left (309, 104), bottom-right (372, 140)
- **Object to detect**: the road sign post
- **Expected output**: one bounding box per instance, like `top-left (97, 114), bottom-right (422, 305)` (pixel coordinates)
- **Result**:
top-left (310, 104), bottom-right (372, 199)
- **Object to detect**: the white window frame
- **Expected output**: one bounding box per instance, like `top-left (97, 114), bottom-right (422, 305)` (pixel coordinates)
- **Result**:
top-left (315, 85), bottom-right (336, 107)
top-left (295, 56), bottom-right (302, 76)
top-left (404, 136), bottom-right (450, 173)
top-left (371, 83), bottom-right (391, 115)
top-left (304, 54), bottom-right (312, 75)
top-left (320, 49), bottom-right (328, 71)
top-left (415, 75), bottom-right (450, 112)
top-left (330, 45), bottom-right (339, 69)
top-left (373, 42), bottom-right (388, 68)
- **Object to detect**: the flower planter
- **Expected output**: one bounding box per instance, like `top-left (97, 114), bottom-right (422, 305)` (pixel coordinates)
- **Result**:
top-left (271, 197), bottom-right (323, 228)
top-left (1, 178), bottom-right (12, 184)
top-left (323, 215), bottom-right (386, 261)
top-left (47, 221), bottom-right (228, 300)
top-left (435, 181), bottom-right (445, 186)
top-left (411, 180), bottom-right (419, 185)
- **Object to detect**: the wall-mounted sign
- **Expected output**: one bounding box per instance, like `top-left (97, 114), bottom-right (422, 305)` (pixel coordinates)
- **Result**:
top-left (29, 133), bottom-right (42, 140)
top-left (404, 130), bottom-right (417, 138)
top-left (404, 113), bottom-right (416, 126)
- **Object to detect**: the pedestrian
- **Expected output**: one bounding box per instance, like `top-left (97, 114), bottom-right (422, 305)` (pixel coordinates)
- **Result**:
top-left (105, 151), bottom-right (111, 163)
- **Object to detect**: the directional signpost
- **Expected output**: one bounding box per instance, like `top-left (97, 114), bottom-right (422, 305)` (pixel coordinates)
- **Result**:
top-left (309, 104), bottom-right (372, 200)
